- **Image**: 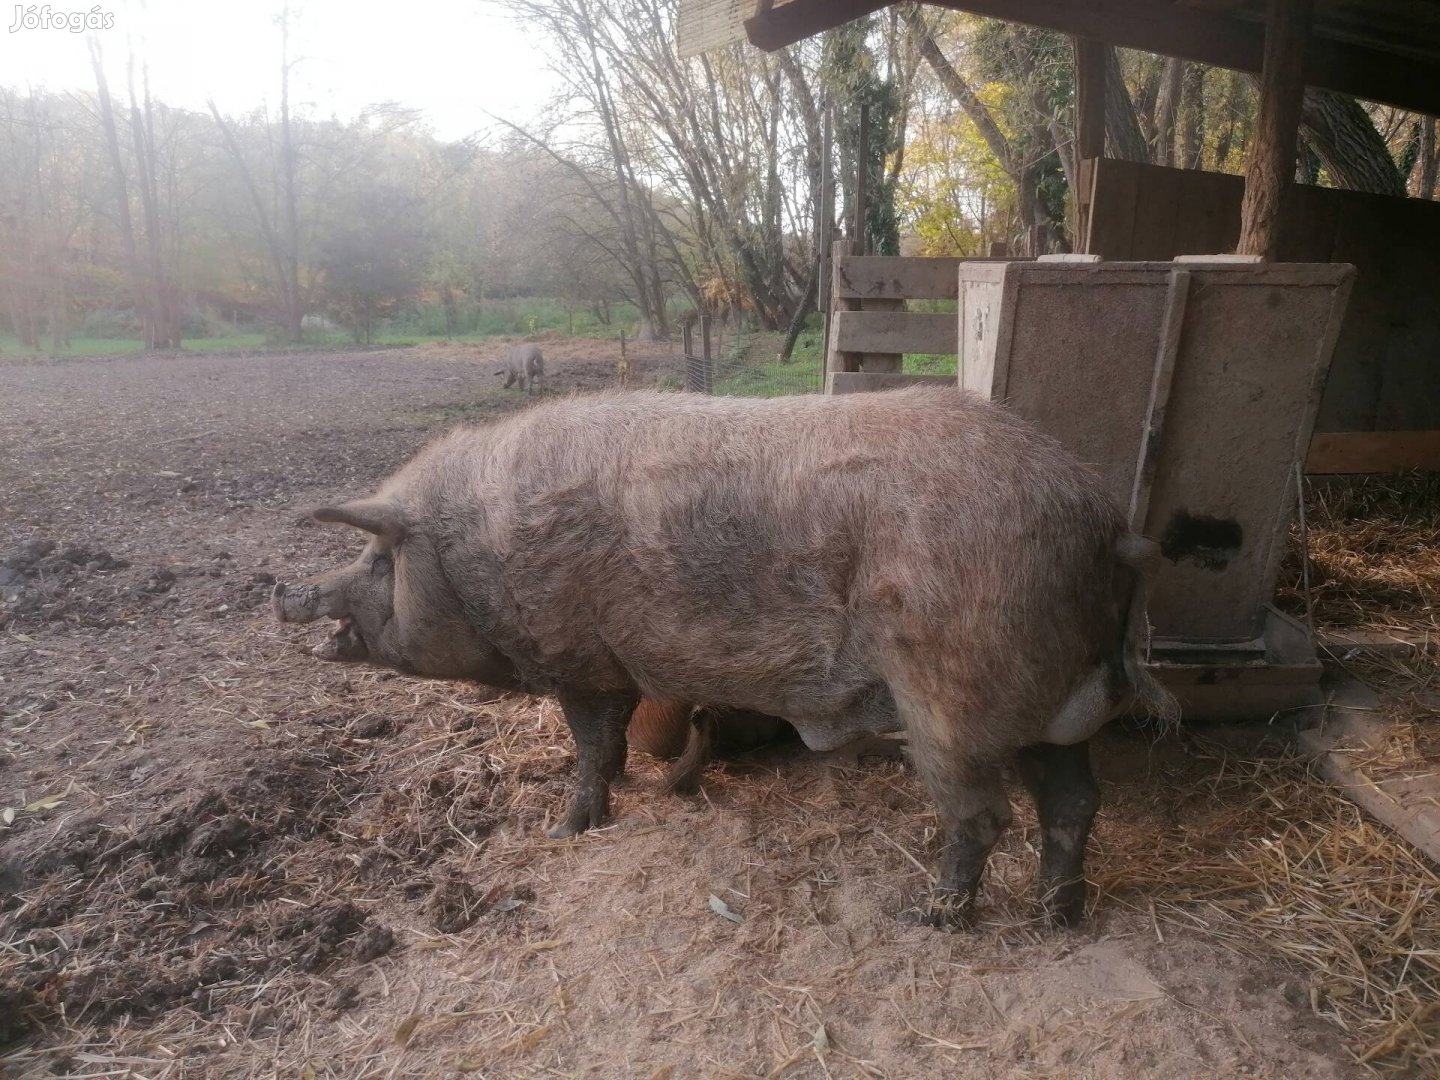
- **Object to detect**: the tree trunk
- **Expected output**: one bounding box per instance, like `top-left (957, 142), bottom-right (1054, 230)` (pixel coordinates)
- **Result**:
top-left (1213, 70), bottom-right (1247, 171)
top-left (1180, 63), bottom-right (1206, 169)
top-left (1103, 47), bottom-right (1149, 162)
top-left (278, 4), bottom-right (304, 343)
top-left (127, 55), bottom-right (178, 349)
top-left (779, 46), bottom-right (823, 340)
top-left (1152, 58), bottom-right (1182, 166)
top-left (902, 7), bottom-right (1011, 168)
top-left (1420, 118), bottom-right (1437, 199)
top-left (89, 41), bottom-right (145, 342)
top-left (1297, 88), bottom-right (1405, 196)
top-left (779, 257), bottom-right (819, 364)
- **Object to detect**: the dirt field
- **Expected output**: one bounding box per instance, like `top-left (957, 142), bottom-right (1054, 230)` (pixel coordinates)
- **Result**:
top-left (0, 341), bottom-right (1430, 1078)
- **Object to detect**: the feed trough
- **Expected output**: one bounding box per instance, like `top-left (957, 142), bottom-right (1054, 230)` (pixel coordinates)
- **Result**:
top-left (957, 257), bottom-right (1355, 717)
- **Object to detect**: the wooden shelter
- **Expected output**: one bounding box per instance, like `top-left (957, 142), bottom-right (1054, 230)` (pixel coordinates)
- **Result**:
top-left (675, 0), bottom-right (1440, 714)
top-left (679, 0), bottom-right (1440, 468)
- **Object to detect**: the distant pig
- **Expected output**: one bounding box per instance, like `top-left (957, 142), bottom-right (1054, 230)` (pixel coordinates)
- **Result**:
top-left (273, 387), bottom-right (1173, 928)
top-left (498, 344), bottom-right (544, 394)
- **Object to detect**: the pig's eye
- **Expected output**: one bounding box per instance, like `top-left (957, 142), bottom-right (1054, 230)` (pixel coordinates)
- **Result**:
top-left (370, 554), bottom-right (393, 577)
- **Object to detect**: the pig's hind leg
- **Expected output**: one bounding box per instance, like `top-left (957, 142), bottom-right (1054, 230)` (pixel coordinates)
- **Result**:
top-left (895, 689), bottom-right (1014, 929)
top-left (547, 688), bottom-right (639, 839)
top-left (1015, 740), bottom-right (1099, 927)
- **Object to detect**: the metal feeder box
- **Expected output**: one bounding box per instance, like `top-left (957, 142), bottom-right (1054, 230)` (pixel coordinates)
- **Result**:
top-left (957, 258), bottom-right (1355, 718)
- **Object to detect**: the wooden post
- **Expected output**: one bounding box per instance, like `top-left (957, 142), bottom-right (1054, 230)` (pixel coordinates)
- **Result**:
top-left (1073, 36), bottom-right (1106, 248)
top-left (817, 103), bottom-right (834, 313)
top-left (683, 321), bottom-right (698, 392)
top-left (826, 237), bottom-right (861, 378)
top-left (854, 103), bottom-right (870, 254)
top-left (1238, 0), bottom-right (1314, 259)
top-left (701, 314), bottom-right (713, 393)
top-left (1073, 38), bottom-right (1106, 161)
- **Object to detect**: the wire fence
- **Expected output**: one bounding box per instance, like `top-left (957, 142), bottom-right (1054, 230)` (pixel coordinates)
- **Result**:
top-left (678, 317), bottom-right (824, 398)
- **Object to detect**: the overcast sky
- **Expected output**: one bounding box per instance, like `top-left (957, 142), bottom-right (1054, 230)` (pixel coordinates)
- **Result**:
top-left (1, 0), bottom-right (556, 140)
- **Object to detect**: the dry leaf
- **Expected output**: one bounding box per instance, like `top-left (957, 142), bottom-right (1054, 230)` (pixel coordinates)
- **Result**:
top-left (2, 807), bottom-right (15, 825)
top-left (709, 895), bottom-right (743, 923)
top-left (393, 1014), bottom-right (422, 1047)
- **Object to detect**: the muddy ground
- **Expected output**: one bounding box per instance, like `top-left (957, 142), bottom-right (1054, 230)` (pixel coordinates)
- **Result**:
top-left (0, 339), bottom-right (1422, 1078)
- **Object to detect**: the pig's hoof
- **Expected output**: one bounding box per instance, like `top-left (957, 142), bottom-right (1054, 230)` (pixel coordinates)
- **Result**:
top-left (545, 790), bottom-right (608, 839)
top-left (1037, 882), bottom-right (1087, 929)
top-left (904, 888), bottom-right (975, 931)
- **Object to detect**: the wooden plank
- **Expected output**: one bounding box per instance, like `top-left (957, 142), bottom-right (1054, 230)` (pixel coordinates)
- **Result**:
top-left (1129, 269), bottom-right (1190, 529)
top-left (855, 297), bottom-right (904, 373)
top-left (745, 0), bottom-right (889, 51)
top-left (1085, 158), bottom-right (1139, 257)
top-left (1298, 679), bottom-right (1440, 868)
top-left (1171, 168), bottom-right (1243, 255)
top-left (833, 255), bottom-right (965, 300)
top-left (827, 372), bottom-right (956, 395)
top-left (826, 238), bottom-right (862, 376)
top-left (1374, 196), bottom-right (1440, 430)
top-left (677, 0), bottom-right (751, 58)
top-left (1305, 431), bottom-right (1440, 474)
top-left (1318, 628), bottom-right (1435, 657)
top-left (1317, 196), bottom-right (1391, 430)
top-left (1276, 182), bottom-right (1339, 262)
top-left (1238, 0), bottom-right (1313, 259)
top-left (745, 0), bottom-right (1440, 119)
top-left (832, 310), bottom-right (957, 356)
top-left (1129, 162), bottom-right (1183, 260)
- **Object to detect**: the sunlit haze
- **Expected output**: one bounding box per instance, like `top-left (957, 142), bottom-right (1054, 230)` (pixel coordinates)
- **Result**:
top-left (0, 0), bottom-right (555, 140)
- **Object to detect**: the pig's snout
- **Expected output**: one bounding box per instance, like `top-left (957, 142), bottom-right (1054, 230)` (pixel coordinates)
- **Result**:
top-left (272, 581), bottom-right (324, 624)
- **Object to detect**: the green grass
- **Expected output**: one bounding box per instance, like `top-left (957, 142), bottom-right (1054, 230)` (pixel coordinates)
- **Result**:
top-left (0, 297), bottom-right (660, 360)
top-left (391, 298), bottom-right (646, 341)
top-left (0, 335), bottom-right (148, 357)
top-left (904, 352), bottom-right (958, 375)
top-left (711, 335), bottom-right (824, 398)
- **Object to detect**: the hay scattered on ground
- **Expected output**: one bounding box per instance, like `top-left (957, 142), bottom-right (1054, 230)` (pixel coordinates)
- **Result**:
top-left (1097, 727), bottom-right (1440, 1076)
top-left (1278, 472), bottom-right (1440, 637)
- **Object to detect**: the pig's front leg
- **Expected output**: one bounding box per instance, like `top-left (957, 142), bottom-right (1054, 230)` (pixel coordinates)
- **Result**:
top-left (546, 688), bottom-right (638, 839)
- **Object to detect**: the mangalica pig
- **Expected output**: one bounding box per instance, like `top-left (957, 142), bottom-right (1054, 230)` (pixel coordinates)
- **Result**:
top-left (273, 387), bottom-right (1173, 928)
top-left (498, 344), bottom-right (544, 394)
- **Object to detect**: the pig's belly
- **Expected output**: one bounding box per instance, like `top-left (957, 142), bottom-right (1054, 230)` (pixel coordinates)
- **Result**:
top-left (788, 696), bottom-right (901, 752)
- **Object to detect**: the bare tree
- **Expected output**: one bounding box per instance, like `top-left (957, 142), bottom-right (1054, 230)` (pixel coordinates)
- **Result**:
top-left (90, 38), bottom-right (179, 348)
top-left (902, 6), bottom-right (1067, 253)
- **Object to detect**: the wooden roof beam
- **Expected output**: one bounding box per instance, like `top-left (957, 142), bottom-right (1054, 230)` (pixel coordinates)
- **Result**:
top-left (743, 0), bottom-right (1440, 117)
top-left (744, 0), bottom-right (890, 49)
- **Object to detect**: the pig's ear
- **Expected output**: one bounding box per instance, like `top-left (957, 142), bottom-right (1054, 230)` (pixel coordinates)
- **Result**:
top-left (313, 498), bottom-right (407, 543)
